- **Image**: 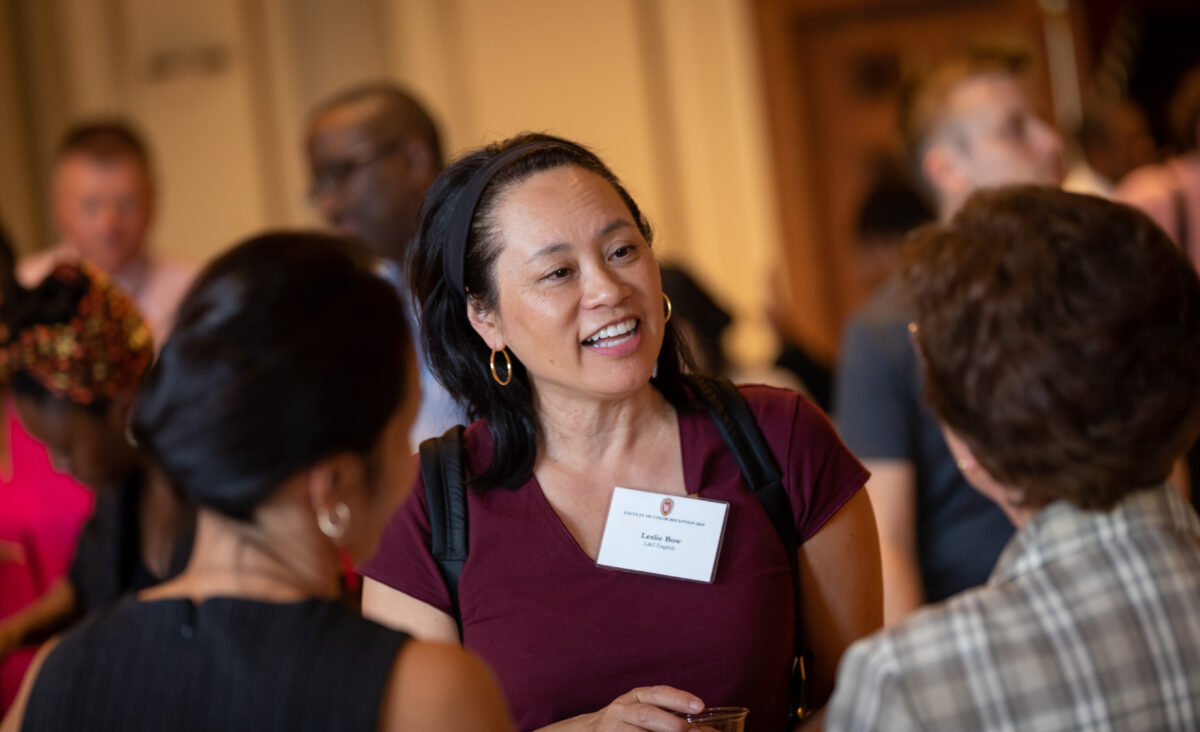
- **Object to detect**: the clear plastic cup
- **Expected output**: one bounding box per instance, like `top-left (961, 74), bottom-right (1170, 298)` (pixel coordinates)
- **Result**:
top-left (673, 706), bottom-right (749, 731)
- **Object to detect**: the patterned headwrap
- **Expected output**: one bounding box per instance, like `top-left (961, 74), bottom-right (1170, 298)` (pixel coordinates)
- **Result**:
top-left (0, 263), bottom-right (153, 406)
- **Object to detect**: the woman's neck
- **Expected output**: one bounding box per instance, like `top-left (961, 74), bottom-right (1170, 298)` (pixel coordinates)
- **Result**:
top-left (142, 509), bottom-right (342, 604)
top-left (534, 382), bottom-right (676, 469)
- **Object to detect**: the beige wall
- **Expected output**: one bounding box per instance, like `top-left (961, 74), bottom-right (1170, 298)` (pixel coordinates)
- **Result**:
top-left (0, 0), bottom-right (783, 365)
top-left (0, 1), bottom-right (42, 255)
top-left (386, 0), bottom-right (783, 364)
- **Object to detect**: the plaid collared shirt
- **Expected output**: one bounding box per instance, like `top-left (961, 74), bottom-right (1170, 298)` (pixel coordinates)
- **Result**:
top-left (827, 485), bottom-right (1200, 732)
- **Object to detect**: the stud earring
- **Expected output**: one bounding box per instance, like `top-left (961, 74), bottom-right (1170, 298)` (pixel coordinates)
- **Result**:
top-left (317, 502), bottom-right (351, 541)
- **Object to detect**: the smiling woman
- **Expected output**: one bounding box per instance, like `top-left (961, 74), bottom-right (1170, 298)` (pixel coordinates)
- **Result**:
top-left (405, 134), bottom-right (692, 493)
top-left (360, 133), bottom-right (883, 732)
top-left (470, 165), bottom-right (667, 410)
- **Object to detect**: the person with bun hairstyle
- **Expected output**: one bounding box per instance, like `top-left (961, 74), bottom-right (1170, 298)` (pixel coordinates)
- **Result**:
top-left (360, 133), bottom-right (881, 731)
top-left (1, 232), bottom-right (514, 731)
top-left (0, 222), bottom-right (191, 665)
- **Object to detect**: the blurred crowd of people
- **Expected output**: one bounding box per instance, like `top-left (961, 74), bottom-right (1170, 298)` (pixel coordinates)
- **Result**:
top-left (0, 39), bottom-right (1198, 732)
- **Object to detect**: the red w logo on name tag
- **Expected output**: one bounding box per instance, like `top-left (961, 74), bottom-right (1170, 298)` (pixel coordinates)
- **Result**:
top-left (660, 498), bottom-right (674, 516)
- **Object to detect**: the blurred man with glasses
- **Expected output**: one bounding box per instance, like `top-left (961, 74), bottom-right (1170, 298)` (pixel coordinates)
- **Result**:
top-left (306, 82), bottom-right (465, 447)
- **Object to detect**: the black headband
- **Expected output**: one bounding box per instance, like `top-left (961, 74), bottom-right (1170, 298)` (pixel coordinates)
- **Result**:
top-left (443, 141), bottom-right (565, 295)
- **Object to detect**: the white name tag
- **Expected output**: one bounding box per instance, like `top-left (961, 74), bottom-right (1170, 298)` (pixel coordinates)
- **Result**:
top-left (595, 487), bottom-right (730, 583)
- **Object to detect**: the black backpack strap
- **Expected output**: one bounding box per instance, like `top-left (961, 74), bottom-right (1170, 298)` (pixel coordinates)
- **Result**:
top-left (686, 374), bottom-right (791, 542)
top-left (420, 424), bottom-right (468, 639)
top-left (685, 373), bottom-right (810, 720)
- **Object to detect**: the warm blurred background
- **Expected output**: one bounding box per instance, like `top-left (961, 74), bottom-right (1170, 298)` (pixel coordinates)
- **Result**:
top-left (0, 0), bottom-right (1197, 371)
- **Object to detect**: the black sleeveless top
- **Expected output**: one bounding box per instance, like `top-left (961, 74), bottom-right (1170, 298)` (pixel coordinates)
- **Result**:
top-left (22, 596), bottom-right (410, 731)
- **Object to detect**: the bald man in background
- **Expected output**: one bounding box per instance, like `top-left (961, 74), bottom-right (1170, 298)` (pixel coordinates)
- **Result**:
top-left (306, 82), bottom-right (466, 448)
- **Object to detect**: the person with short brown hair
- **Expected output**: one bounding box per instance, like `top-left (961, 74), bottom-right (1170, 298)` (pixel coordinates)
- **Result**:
top-left (827, 186), bottom-right (1200, 731)
top-left (909, 189), bottom-right (1198, 511)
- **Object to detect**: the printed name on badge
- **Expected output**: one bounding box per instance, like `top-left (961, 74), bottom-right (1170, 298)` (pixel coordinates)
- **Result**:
top-left (595, 486), bottom-right (730, 583)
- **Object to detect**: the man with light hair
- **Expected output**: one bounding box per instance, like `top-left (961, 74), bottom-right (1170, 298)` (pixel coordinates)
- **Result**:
top-left (19, 120), bottom-right (193, 341)
top-left (834, 54), bottom-right (1062, 625)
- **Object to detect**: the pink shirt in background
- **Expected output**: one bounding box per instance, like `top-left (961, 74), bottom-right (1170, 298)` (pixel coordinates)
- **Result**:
top-left (0, 403), bottom-right (94, 712)
top-left (2, 245), bottom-right (192, 714)
top-left (1116, 153), bottom-right (1200, 269)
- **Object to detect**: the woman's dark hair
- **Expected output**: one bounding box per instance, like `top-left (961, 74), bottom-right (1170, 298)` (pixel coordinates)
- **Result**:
top-left (855, 173), bottom-right (935, 244)
top-left (0, 221), bottom-right (108, 417)
top-left (131, 232), bottom-right (410, 519)
top-left (660, 264), bottom-right (731, 375)
top-left (1167, 64), bottom-right (1200, 152)
top-left (903, 186), bottom-right (1200, 510)
top-left (0, 219), bottom-right (17, 297)
top-left (410, 132), bottom-right (695, 490)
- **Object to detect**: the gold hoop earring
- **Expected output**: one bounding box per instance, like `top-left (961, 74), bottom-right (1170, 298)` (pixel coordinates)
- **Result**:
top-left (490, 348), bottom-right (513, 386)
top-left (317, 502), bottom-right (351, 542)
top-left (663, 293), bottom-right (672, 324)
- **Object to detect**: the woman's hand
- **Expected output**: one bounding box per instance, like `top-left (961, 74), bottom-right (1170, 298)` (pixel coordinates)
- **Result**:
top-left (540, 686), bottom-right (706, 732)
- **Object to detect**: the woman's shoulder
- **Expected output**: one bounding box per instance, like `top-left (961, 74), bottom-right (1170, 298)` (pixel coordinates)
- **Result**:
top-left (743, 383), bottom-right (846, 458)
top-left (51, 593), bottom-right (143, 650)
top-left (735, 381), bottom-right (804, 404)
top-left (734, 382), bottom-right (829, 431)
top-left (1116, 161), bottom-right (1180, 208)
top-left (64, 594), bottom-right (409, 653)
top-left (76, 595), bottom-right (406, 641)
top-left (21, 597), bottom-right (415, 731)
top-left (679, 379), bottom-right (835, 455)
top-left (380, 640), bottom-right (515, 732)
top-left (419, 419), bottom-right (506, 494)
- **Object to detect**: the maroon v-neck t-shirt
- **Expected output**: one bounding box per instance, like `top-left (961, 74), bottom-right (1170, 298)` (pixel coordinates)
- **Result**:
top-left (361, 385), bottom-right (868, 731)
